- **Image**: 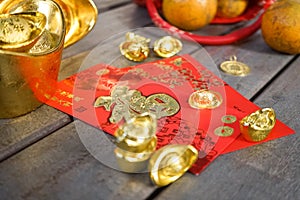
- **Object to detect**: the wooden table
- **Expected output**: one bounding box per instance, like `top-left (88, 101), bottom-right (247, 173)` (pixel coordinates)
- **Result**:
top-left (1, 1), bottom-right (299, 199)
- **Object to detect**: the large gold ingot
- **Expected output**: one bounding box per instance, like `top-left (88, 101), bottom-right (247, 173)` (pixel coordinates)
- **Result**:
top-left (240, 108), bottom-right (276, 142)
top-left (0, 0), bottom-right (65, 118)
top-left (0, 0), bottom-right (97, 48)
top-left (149, 144), bottom-right (198, 187)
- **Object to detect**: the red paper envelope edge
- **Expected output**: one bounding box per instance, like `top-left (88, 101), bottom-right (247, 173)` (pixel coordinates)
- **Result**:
top-left (45, 54), bottom-right (295, 175)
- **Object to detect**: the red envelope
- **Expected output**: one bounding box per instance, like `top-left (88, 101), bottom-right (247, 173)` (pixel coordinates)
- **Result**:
top-left (45, 55), bottom-right (294, 175)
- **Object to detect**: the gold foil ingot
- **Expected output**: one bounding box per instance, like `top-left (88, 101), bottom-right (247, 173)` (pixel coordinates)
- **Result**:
top-left (153, 36), bottom-right (182, 58)
top-left (115, 112), bottom-right (157, 153)
top-left (0, 0), bottom-right (65, 118)
top-left (240, 108), bottom-right (276, 142)
top-left (0, 12), bottom-right (46, 51)
top-left (114, 136), bottom-right (157, 173)
top-left (188, 89), bottom-right (223, 109)
top-left (220, 56), bottom-right (250, 76)
top-left (120, 32), bottom-right (150, 62)
top-left (149, 144), bottom-right (198, 187)
top-left (0, 0), bottom-right (98, 48)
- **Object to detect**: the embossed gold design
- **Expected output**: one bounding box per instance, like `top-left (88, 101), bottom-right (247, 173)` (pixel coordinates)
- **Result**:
top-left (240, 108), bottom-right (276, 142)
top-left (214, 126), bottom-right (234, 137)
top-left (188, 89), bottom-right (223, 109)
top-left (0, 0), bottom-right (98, 48)
top-left (221, 115), bottom-right (237, 124)
top-left (149, 144), bottom-right (198, 187)
top-left (0, 12), bottom-right (46, 51)
top-left (94, 86), bottom-right (180, 124)
top-left (220, 56), bottom-right (250, 76)
top-left (153, 36), bottom-right (182, 58)
top-left (119, 32), bottom-right (150, 62)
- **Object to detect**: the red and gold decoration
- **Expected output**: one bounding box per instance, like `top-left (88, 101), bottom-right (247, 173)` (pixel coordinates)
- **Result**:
top-left (45, 53), bottom-right (294, 179)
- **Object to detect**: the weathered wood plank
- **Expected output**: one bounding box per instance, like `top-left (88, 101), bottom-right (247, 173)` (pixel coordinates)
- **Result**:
top-left (0, 105), bottom-right (71, 162)
top-left (202, 30), bottom-right (296, 99)
top-left (95, 0), bottom-right (132, 12)
top-left (0, 121), bottom-right (156, 200)
top-left (150, 55), bottom-right (300, 200)
top-left (62, 4), bottom-right (152, 59)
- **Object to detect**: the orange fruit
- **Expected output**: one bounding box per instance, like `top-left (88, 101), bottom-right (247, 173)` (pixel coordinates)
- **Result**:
top-left (162, 0), bottom-right (217, 31)
top-left (261, 0), bottom-right (300, 54)
top-left (216, 0), bottom-right (248, 18)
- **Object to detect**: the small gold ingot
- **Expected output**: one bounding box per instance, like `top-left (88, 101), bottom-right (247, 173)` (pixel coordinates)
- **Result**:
top-left (0, 12), bottom-right (46, 51)
top-left (188, 89), bottom-right (223, 109)
top-left (240, 108), bottom-right (276, 142)
top-left (153, 36), bottom-right (182, 58)
top-left (114, 137), bottom-right (156, 173)
top-left (120, 32), bottom-right (150, 62)
top-left (220, 56), bottom-right (250, 76)
top-left (149, 144), bottom-right (198, 187)
top-left (115, 113), bottom-right (157, 152)
top-left (214, 126), bottom-right (234, 137)
top-left (221, 115), bottom-right (237, 124)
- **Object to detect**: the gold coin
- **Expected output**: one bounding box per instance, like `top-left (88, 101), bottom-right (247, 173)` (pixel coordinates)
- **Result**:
top-left (153, 36), bottom-right (183, 58)
top-left (221, 115), bottom-right (237, 124)
top-left (188, 89), bottom-right (223, 109)
top-left (220, 56), bottom-right (250, 76)
top-left (214, 126), bottom-right (234, 137)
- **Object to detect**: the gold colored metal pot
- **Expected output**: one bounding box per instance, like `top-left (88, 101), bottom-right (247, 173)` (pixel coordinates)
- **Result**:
top-left (0, 0), bottom-right (65, 118)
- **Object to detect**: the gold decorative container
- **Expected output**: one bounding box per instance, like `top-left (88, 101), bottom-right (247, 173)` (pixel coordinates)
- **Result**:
top-left (0, 0), bottom-right (65, 118)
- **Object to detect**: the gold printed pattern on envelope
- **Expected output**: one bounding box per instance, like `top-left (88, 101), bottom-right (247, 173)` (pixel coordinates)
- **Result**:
top-left (94, 86), bottom-right (180, 124)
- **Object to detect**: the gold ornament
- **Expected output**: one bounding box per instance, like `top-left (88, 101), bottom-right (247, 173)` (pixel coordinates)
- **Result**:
top-left (94, 86), bottom-right (180, 124)
top-left (214, 126), bottom-right (234, 137)
top-left (0, 12), bottom-right (46, 51)
top-left (221, 115), bottom-right (237, 124)
top-left (115, 113), bottom-right (157, 153)
top-left (149, 144), bottom-right (198, 187)
top-left (153, 36), bottom-right (182, 58)
top-left (119, 32), bottom-right (150, 62)
top-left (220, 56), bottom-right (250, 76)
top-left (240, 108), bottom-right (276, 142)
top-left (188, 89), bottom-right (223, 109)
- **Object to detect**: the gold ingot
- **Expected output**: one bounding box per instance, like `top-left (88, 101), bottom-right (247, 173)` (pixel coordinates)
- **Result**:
top-left (214, 126), bottom-right (234, 137)
top-left (149, 144), bottom-right (198, 187)
top-left (0, 0), bottom-right (98, 48)
top-left (114, 136), bottom-right (157, 173)
top-left (153, 36), bottom-right (182, 58)
top-left (119, 32), bottom-right (150, 62)
top-left (0, 0), bottom-right (65, 118)
top-left (0, 12), bottom-right (46, 51)
top-left (115, 113), bottom-right (157, 153)
top-left (240, 108), bottom-right (276, 142)
top-left (188, 89), bottom-right (223, 109)
top-left (220, 56), bottom-right (250, 76)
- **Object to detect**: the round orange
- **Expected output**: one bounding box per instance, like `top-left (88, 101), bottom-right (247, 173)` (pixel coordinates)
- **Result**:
top-left (261, 0), bottom-right (300, 54)
top-left (162, 0), bottom-right (217, 31)
top-left (216, 0), bottom-right (248, 18)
